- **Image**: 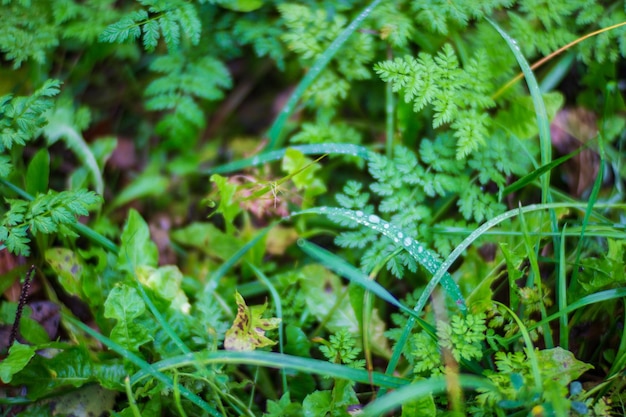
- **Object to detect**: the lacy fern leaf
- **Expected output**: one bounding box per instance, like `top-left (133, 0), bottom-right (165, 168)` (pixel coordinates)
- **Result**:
top-left (0, 80), bottom-right (61, 153)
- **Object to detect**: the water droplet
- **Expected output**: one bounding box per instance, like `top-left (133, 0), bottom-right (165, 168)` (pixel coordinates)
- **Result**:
top-left (397, 232), bottom-right (404, 238)
top-left (383, 224), bottom-right (389, 229)
top-left (417, 246), bottom-right (424, 254)
top-left (403, 237), bottom-right (412, 247)
top-left (320, 207), bottom-right (326, 212)
top-left (368, 215), bottom-right (380, 224)
top-left (356, 210), bottom-right (364, 217)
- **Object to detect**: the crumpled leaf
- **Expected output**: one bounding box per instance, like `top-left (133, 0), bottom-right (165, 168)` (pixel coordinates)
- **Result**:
top-left (136, 265), bottom-right (191, 314)
top-left (224, 291), bottom-right (280, 351)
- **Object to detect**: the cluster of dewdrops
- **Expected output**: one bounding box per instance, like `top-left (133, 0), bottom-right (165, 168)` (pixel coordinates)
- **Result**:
top-left (318, 206), bottom-right (443, 274)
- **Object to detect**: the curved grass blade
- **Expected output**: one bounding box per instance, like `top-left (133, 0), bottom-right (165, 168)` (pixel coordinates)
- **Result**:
top-left (488, 18), bottom-right (552, 202)
top-left (206, 144), bottom-right (371, 175)
top-left (247, 262), bottom-right (288, 393)
top-left (361, 375), bottom-right (496, 417)
top-left (424, 202), bottom-right (620, 317)
top-left (504, 287), bottom-right (626, 345)
top-left (266, 0), bottom-right (383, 150)
top-left (130, 350), bottom-right (408, 389)
top-left (294, 207), bottom-right (466, 310)
top-left (293, 206), bottom-right (465, 395)
top-left (494, 302), bottom-right (542, 392)
top-left (63, 313), bottom-right (222, 417)
top-left (501, 146), bottom-right (584, 197)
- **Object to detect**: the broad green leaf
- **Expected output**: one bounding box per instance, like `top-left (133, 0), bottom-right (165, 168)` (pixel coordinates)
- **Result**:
top-left (136, 265), bottom-right (191, 314)
top-left (20, 315), bottom-right (50, 345)
top-left (104, 285), bottom-right (153, 351)
top-left (45, 247), bottom-right (84, 297)
top-left (264, 393), bottom-right (302, 417)
top-left (282, 148), bottom-right (326, 208)
top-left (42, 100), bottom-right (103, 194)
top-left (537, 347), bottom-right (594, 385)
top-left (0, 342), bottom-right (36, 383)
top-left (298, 264), bottom-right (359, 334)
top-left (302, 390), bottom-right (332, 417)
top-left (210, 174), bottom-right (243, 232)
top-left (25, 148), bottom-right (49, 195)
top-left (284, 324), bottom-right (311, 357)
top-left (224, 292), bottom-right (280, 351)
top-left (170, 222), bottom-right (241, 260)
top-left (10, 345), bottom-right (125, 400)
top-left (110, 169), bottom-right (170, 209)
top-left (118, 209), bottom-right (159, 271)
top-left (220, 0), bottom-right (263, 12)
top-left (46, 384), bottom-right (117, 417)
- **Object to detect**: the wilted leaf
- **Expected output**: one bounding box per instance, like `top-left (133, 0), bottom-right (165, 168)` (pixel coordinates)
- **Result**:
top-left (224, 291), bottom-right (280, 351)
top-left (45, 247), bottom-right (84, 297)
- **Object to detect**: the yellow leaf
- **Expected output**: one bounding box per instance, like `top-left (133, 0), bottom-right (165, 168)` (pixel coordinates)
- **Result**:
top-left (224, 292), bottom-right (281, 351)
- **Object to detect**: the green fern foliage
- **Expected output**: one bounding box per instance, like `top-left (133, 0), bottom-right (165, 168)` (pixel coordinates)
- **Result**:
top-left (99, 0), bottom-right (201, 52)
top-left (0, 189), bottom-right (102, 256)
top-left (145, 53), bottom-right (231, 146)
top-left (412, 0), bottom-right (513, 35)
top-left (0, 80), bottom-right (61, 154)
top-left (375, 45), bottom-right (495, 159)
top-left (279, 3), bottom-right (374, 109)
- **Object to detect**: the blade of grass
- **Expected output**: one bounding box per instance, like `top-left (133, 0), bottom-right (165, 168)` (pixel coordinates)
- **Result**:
top-left (243, 154), bottom-right (326, 202)
top-left (558, 226), bottom-right (569, 350)
top-left (502, 287), bottom-right (626, 345)
top-left (247, 262), bottom-right (287, 394)
top-left (570, 132), bottom-right (606, 296)
top-left (294, 207), bottom-right (466, 311)
top-left (488, 17), bottom-right (561, 265)
top-left (494, 302), bottom-right (542, 392)
top-left (63, 313), bottom-right (222, 417)
top-left (205, 144), bottom-right (370, 175)
top-left (488, 18), bottom-right (552, 203)
top-left (518, 206), bottom-right (554, 348)
top-left (124, 376), bottom-right (141, 417)
top-left (265, 0), bottom-right (383, 150)
top-left (493, 21), bottom-right (626, 99)
top-left (385, 46), bottom-right (395, 158)
top-left (501, 146), bottom-right (585, 197)
top-left (361, 375), bottom-right (496, 417)
top-left (131, 350), bottom-right (408, 389)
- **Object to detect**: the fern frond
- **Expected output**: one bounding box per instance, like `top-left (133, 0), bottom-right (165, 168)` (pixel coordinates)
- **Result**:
top-left (1, 189), bottom-right (102, 256)
top-left (0, 80), bottom-right (61, 152)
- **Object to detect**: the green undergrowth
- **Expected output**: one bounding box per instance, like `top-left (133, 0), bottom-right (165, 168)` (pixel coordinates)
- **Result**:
top-left (1, 0), bottom-right (626, 416)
